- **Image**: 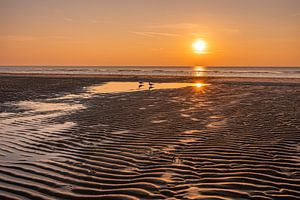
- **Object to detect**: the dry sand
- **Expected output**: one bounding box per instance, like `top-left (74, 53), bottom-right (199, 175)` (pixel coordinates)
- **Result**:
top-left (0, 75), bottom-right (300, 200)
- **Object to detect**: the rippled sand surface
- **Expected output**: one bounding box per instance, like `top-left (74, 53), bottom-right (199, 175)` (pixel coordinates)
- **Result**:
top-left (0, 77), bottom-right (300, 200)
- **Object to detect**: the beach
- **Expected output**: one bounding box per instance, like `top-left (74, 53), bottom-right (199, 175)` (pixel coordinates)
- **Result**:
top-left (0, 75), bottom-right (300, 200)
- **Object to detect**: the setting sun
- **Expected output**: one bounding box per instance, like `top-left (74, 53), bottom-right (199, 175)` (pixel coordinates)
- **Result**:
top-left (192, 39), bottom-right (207, 54)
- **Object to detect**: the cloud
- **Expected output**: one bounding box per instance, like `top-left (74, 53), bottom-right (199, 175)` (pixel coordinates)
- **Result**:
top-left (137, 23), bottom-right (203, 38)
top-left (0, 35), bottom-right (38, 42)
top-left (223, 28), bottom-right (241, 34)
top-left (63, 17), bottom-right (73, 22)
top-left (290, 13), bottom-right (300, 17)
top-left (0, 35), bottom-right (85, 43)
top-left (63, 17), bottom-right (102, 24)
top-left (131, 31), bottom-right (182, 38)
top-left (145, 23), bottom-right (199, 30)
top-left (89, 19), bottom-right (98, 23)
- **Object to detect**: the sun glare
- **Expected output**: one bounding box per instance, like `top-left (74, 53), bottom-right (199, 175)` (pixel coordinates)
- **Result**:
top-left (195, 83), bottom-right (204, 88)
top-left (193, 82), bottom-right (209, 88)
top-left (192, 39), bottom-right (207, 54)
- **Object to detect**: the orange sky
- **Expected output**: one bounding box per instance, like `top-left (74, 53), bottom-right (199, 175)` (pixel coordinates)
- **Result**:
top-left (0, 0), bottom-right (300, 66)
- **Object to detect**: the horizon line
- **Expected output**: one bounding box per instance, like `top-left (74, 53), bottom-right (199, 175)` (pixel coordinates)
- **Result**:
top-left (0, 65), bottom-right (300, 68)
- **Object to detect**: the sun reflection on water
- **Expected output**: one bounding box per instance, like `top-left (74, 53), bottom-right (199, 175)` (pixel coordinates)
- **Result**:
top-left (195, 83), bottom-right (204, 88)
top-left (192, 82), bottom-right (209, 93)
top-left (193, 66), bottom-right (206, 77)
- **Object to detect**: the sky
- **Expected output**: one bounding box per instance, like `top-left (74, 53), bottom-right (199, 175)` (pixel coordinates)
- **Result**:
top-left (0, 0), bottom-right (300, 66)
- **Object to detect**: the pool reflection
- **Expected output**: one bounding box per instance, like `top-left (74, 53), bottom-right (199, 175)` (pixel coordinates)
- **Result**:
top-left (88, 82), bottom-right (209, 94)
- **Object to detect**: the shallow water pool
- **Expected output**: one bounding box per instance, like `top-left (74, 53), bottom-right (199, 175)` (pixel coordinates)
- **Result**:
top-left (88, 82), bottom-right (209, 94)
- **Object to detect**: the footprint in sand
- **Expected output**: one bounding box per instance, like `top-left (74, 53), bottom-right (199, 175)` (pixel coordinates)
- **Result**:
top-left (162, 145), bottom-right (177, 155)
top-left (184, 187), bottom-right (202, 200)
top-left (172, 156), bottom-right (183, 165)
top-left (58, 184), bottom-right (74, 192)
top-left (145, 147), bottom-right (159, 157)
top-left (161, 171), bottom-right (174, 183)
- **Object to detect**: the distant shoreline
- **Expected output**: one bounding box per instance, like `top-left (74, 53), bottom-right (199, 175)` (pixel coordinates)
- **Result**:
top-left (1, 66), bottom-right (300, 79)
top-left (1, 65), bottom-right (300, 68)
top-left (1, 73), bottom-right (300, 84)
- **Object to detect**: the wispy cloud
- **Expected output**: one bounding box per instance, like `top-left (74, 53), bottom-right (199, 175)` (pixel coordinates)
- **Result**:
top-left (290, 13), bottom-right (300, 17)
top-left (131, 31), bottom-right (182, 38)
top-left (137, 23), bottom-right (204, 38)
top-left (145, 23), bottom-right (199, 30)
top-left (89, 19), bottom-right (98, 23)
top-left (63, 17), bottom-right (73, 22)
top-left (0, 35), bottom-right (87, 44)
top-left (63, 17), bottom-right (102, 24)
top-left (223, 28), bottom-right (241, 34)
top-left (0, 35), bottom-right (38, 42)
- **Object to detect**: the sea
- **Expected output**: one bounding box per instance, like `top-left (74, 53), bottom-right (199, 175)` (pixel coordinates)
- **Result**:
top-left (0, 66), bottom-right (300, 79)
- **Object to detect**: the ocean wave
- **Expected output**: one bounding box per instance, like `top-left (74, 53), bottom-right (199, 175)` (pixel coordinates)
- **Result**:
top-left (0, 66), bottom-right (299, 78)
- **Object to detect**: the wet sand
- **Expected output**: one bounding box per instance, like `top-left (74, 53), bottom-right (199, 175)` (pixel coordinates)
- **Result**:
top-left (0, 75), bottom-right (300, 200)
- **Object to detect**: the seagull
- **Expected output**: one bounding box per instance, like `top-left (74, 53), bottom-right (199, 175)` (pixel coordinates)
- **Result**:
top-left (149, 81), bottom-right (154, 86)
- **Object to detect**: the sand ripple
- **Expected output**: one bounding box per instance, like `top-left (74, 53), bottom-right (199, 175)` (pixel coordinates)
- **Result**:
top-left (0, 83), bottom-right (300, 199)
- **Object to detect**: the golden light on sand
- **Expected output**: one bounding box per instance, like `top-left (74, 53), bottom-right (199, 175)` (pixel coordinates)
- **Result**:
top-left (192, 39), bottom-right (207, 54)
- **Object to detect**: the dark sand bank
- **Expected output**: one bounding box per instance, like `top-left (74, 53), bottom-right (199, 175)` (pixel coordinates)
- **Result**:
top-left (0, 75), bottom-right (300, 199)
top-left (1, 74), bottom-right (300, 103)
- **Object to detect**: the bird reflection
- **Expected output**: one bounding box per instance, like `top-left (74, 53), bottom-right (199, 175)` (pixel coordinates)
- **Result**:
top-left (149, 81), bottom-right (154, 86)
top-left (138, 84), bottom-right (144, 89)
top-left (138, 81), bottom-right (144, 89)
top-left (149, 82), bottom-right (154, 90)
